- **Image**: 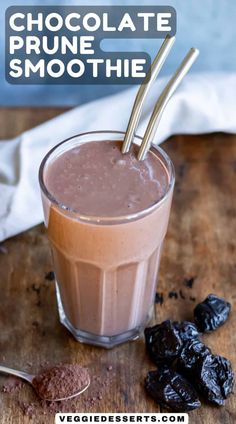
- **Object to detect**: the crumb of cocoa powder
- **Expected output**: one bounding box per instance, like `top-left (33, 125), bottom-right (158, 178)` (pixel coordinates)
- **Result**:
top-left (168, 291), bottom-right (178, 299)
top-left (40, 360), bottom-right (50, 369)
top-left (189, 296), bottom-right (196, 302)
top-left (183, 276), bottom-right (196, 289)
top-left (18, 401), bottom-right (35, 418)
top-left (31, 283), bottom-right (40, 294)
top-left (45, 271), bottom-right (55, 281)
top-left (155, 292), bottom-right (164, 306)
top-left (1, 377), bottom-right (23, 393)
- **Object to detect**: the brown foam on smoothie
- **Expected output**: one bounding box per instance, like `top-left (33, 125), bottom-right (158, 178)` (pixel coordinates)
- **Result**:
top-left (45, 140), bottom-right (169, 217)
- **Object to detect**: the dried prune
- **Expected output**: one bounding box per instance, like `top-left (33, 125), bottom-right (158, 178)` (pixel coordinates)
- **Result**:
top-left (195, 354), bottom-right (234, 405)
top-left (194, 294), bottom-right (231, 333)
top-left (174, 321), bottom-right (199, 342)
top-left (144, 320), bottom-right (183, 364)
top-left (178, 338), bottom-right (211, 374)
top-left (145, 320), bottom-right (199, 365)
top-left (145, 294), bottom-right (234, 411)
top-left (145, 368), bottom-right (201, 412)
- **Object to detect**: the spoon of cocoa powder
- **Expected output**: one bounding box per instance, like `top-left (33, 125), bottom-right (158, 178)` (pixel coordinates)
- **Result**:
top-left (0, 364), bottom-right (90, 401)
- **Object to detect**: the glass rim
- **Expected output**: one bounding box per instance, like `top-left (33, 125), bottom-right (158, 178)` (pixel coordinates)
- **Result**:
top-left (39, 130), bottom-right (175, 224)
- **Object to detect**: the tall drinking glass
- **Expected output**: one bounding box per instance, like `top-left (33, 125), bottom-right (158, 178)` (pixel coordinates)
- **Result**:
top-left (39, 131), bottom-right (175, 348)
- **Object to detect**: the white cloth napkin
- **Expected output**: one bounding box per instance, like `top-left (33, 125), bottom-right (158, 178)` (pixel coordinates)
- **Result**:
top-left (0, 72), bottom-right (236, 242)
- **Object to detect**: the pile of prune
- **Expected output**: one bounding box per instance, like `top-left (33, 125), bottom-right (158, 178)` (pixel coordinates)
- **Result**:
top-left (144, 293), bottom-right (234, 412)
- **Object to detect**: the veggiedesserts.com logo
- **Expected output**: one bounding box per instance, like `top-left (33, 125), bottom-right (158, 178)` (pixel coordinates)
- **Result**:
top-left (5, 5), bottom-right (176, 84)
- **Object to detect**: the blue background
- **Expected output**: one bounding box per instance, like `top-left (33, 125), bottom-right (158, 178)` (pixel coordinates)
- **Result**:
top-left (1, 0), bottom-right (235, 106)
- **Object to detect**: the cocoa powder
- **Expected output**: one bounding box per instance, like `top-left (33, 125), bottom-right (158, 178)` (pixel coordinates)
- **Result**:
top-left (1, 376), bottom-right (23, 393)
top-left (2, 364), bottom-right (115, 417)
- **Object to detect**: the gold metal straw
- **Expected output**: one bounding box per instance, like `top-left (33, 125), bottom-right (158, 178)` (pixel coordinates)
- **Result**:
top-left (121, 35), bottom-right (176, 154)
top-left (137, 48), bottom-right (199, 160)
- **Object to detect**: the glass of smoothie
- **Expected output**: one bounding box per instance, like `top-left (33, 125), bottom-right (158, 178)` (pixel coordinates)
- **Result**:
top-left (39, 131), bottom-right (175, 348)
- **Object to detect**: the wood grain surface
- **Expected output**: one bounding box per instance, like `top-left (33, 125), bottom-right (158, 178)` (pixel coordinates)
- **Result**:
top-left (0, 108), bottom-right (235, 424)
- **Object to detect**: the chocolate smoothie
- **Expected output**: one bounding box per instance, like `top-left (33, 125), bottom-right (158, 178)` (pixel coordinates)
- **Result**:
top-left (39, 132), bottom-right (174, 347)
top-left (45, 140), bottom-right (168, 216)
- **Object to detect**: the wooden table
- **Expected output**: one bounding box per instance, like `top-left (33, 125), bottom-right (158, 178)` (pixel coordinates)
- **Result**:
top-left (0, 108), bottom-right (235, 424)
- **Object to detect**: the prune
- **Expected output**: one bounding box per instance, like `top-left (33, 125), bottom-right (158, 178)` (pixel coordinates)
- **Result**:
top-left (178, 338), bottom-right (211, 374)
top-left (145, 368), bottom-right (201, 412)
top-left (144, 320), bottom-right (183, 364)
top-left (145, 320), bottom-right (199, 364)
top-left (194, 294), bottom-right (231, 333)
top-left (174, 321), bottom-right (199, 342)
top-left (196, 354), bottom-right (234, 405)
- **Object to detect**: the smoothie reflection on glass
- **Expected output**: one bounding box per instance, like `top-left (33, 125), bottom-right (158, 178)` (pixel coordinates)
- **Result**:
top-left (39, 131), bottom-right (175, 348)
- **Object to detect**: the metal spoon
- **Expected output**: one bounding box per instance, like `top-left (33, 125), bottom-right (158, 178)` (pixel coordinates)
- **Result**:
top-left (0, 364), bottom-right (90, 401)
